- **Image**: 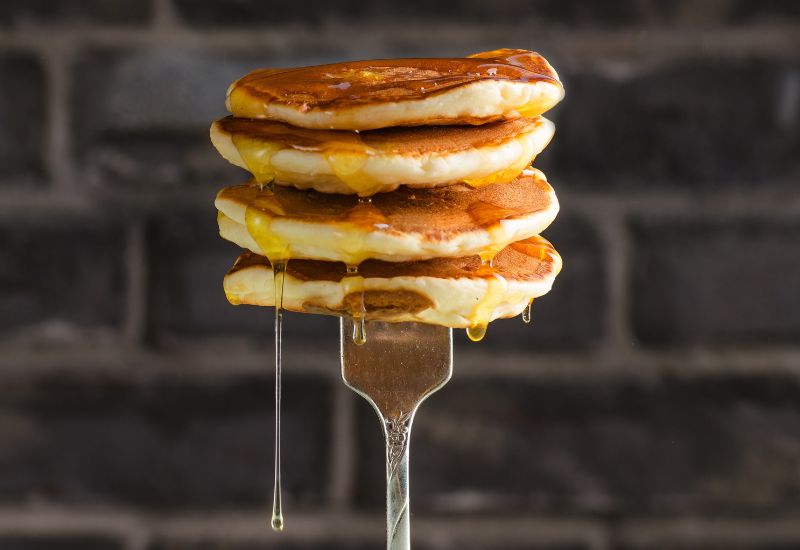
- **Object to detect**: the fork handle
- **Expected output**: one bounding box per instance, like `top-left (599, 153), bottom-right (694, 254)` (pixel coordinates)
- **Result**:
top-left (385, 414), bottom-right (413, 550)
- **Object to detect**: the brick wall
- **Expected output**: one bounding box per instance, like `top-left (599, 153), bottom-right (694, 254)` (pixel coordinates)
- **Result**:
top-left (0, 0), bottom-right (799, 548)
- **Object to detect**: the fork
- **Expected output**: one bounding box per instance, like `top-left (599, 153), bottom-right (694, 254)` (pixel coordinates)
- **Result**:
top-left (340, 318), bottom-right (453, 550)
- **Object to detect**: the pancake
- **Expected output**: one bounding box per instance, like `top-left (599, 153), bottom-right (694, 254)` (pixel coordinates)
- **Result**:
top-left (216, 169), bottom-right (559, 265)
top-left (223, 236), bottom-right (562, 329)
top-left (226, 49), bottom-right (564, 130)
top-left (210, 116), bottom-right (555, 196)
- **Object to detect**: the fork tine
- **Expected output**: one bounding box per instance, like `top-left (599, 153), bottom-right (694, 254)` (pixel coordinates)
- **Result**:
top-left (340, 318), bottom-right (453, 550)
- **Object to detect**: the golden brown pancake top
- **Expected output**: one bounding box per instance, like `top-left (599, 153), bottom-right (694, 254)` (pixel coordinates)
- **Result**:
top-left (216, 116), bottom-right (541, 156)
top-left (229, 49), bottom-right (560, 111)
top-left (218, 172), bottom-right (554, 238)
top-left (229, 236), bottom-right (560, 283)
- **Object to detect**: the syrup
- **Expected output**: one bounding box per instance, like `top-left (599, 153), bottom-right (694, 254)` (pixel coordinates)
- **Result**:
top-left (271, 260), bottom-right (286, 532)
top-left (467, 200), bottom-right (521, 266)
top-left (466, 272), bottom-right (509, 342)
top-left (342, 265), bottom-right (367, 345)
top-left (229, 49), bottom-right (560, 114)
top-left (522, 298), bottom-right (534, 324)
top-left (462, 140), bottom-right (535, 188)
top-left (231, 135), bottom-right (283, 186)
top-left (243, 191), bottom-right (291, 261)
top-left (324, 151), bottom-right (382, 197)
top-left (244, 190), bottom-right (292, 531)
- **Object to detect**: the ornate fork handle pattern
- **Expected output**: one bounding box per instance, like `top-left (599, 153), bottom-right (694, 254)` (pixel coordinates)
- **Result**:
top-left (386, 411), bottom-right (412, 477)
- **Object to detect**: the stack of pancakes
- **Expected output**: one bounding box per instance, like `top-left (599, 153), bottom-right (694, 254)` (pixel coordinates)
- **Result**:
top-left (212, 48), bottom-right (564, 341)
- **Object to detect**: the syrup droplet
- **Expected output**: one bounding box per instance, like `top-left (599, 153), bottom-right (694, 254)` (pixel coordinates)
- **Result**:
top-left (466, 273), bottom-right (508, 343)
top-left (353, 316), bottom-right (367, 346)
top-left (466, 324), bottom-right (487, 342)
top-left (342, 267), bottom-right (367, 345)
top-left (272, 260), bottom-right (286, 532)
top-left (522, 298), bottom-right (534, 324)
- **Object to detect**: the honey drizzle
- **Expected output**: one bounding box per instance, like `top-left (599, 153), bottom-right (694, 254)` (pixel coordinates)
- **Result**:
top-left (467, 201), bottom-right (519, 267)
top-left (242, 185), bottom-right (290, 530)
top-left (271, 260), bottom-right (286, 532)
top-left (344, 264), bottom-right (367, 345)
top-left (466, 270), bottom-right (509, 342)
top-left (462, 136), bottom-right (536, 188)
top-left (522, 298), bottom-right (534, 324)
top-left (231, 135), bottom-right (283, 186)
top-left (231, 127), bottom-right (386, 197)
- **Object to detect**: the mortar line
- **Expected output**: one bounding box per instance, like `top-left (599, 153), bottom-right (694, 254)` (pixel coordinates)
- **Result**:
top-left (590, 208), bottom-right (635, 358)
top-left (327, 383), bottom-right (357, 509)
top-left (123, 219), bottom-right (149, 345)
top-left (4, 344), bottom-right (800, 382)
top-left (38, 37), bottom-right (77, 190)
top-left (0, 506), bottom-right (610, 545)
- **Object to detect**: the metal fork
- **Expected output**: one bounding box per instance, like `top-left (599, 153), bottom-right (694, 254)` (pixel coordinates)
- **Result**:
top-left (340, 318), bottom-right (453, 550)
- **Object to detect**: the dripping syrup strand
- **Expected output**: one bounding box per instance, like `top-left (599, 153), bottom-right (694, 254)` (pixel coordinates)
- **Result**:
top-left (522, 298), bottom-right (534, 324)
top-left (271, 260), bottom-right (286, 532)
top-left (346, 263), bottom-right (367, 345)
top-left (346, 206), bottom-right (364, 342)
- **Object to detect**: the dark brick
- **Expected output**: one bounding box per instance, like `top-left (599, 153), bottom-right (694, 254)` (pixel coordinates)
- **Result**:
top-left (0, 371), bottom-right (331, 509)
top-left (0, 219), bottom-right (124, 334)
top-left (172, 0), bottom-right (651, 27)
top-left (70, 49), bottom-right (345, 190)
top-left (0, 0), bottom-right (150, 26)
top-left (0, 536), bottom-right (122, 550)
top-left (632, 218), bottom-right (800, 346)
top-left (454, 216), bottom-right (605, 352)
top-left (149, 208), bottom-right (339, 348)
top-left (541, 59), bottom-right (800, 189)
top-left (355, 374), bottom-right (800, 515)
top-left (721, 0), bottom-right (800, 24)
top-left (0, 54), bottom-right (46, 186)
top-left (643, 0), bottom-right (800, 26)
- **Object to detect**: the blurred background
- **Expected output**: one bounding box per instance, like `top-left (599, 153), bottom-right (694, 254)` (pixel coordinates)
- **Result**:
top-left (1, 0), bottom-right (799, 549)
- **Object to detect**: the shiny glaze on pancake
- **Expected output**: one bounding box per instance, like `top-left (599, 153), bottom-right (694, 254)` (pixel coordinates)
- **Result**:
top-left (228, 49), bottom-right (560, 112)
top-left (228, 235), bottom-right (561, 283)
top-left (217, 171), bottom-right (554, 238)
top-left (215, 116), bottom-right (541, 156)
